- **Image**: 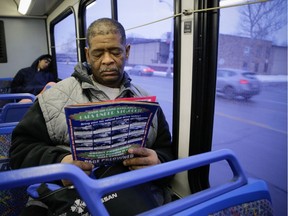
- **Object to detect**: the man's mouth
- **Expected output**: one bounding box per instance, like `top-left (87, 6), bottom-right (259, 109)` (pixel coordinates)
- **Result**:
top-left (100, 68), bottom-right (118, 72)
top-left (100, 68), bottom-right (118, 76)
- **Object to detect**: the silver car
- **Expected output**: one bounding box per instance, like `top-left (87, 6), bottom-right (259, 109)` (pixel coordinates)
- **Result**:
top-left (216, 68), bottom-right (261, 100)
top-left (128, 65), bottom-right (154, 76)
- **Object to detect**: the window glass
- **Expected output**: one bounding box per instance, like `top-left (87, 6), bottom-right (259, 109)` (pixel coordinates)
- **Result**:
top-left (117, 0), bottom-right (174, 130)
top-left (211, 1), bottom-right (287, 216)
top-left (85, 0), bottom-right (111, 28)
top-left (54, 12), bottom-right (77, 80)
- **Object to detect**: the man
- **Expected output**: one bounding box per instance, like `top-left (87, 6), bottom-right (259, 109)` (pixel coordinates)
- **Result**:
top-left (11, 54), bottom-right (56, 95)
top-left (9, 18), bottom-right (175, 214)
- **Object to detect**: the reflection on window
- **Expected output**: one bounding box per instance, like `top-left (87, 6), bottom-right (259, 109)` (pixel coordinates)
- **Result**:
top-left (54, 13), bottom-right (77, 80)
top-left (117, 0), bottom-right (174, 130)
top-left (212, 1), bottom-right (287, 216)
top-left (85, 0), bottom-right (111, 28)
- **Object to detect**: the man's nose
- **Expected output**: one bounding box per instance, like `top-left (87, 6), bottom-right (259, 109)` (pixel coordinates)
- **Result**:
top-left (102, 52), bottom-right (114, 64)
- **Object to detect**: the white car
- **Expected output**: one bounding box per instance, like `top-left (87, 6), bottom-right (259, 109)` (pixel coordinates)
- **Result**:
top-left (216, 68), bottom-right (261, 100)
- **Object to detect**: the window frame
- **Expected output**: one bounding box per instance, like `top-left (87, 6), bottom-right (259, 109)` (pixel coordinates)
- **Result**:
top-left (50, 7), bottom-right (78, 80)
top-left (78, 0), bottom-right (116, 62)
top-left (188, 0), bottom-right (220, 193)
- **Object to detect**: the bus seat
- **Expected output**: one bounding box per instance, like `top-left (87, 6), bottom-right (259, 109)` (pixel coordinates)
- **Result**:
top-left (0, 93), bottom-right (36, 123)
top-left (0, 78), bottom-right (13, 108)
top-left (0, 78), bottom-right (13, 94)
top-left (0, 149), bottom-right (273, 216)
top-left (166, 179), bottom-right (273, 216)
top-left (0, 122), bottom-right (28, 216)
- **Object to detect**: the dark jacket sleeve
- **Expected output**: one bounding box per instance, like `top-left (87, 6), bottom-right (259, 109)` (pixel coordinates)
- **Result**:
top-left (150, 107), bottom-right (176, 186)
top-left (49, 72), bottom-right (57, 83)
top-left (11, 69), bottom-right (35, 94)
top-left (152, 107), bottom-right (176, 163)
top-left (11, 69), bottom-right (26, 93)
top-left (9, 100), bottom-right (70, 169)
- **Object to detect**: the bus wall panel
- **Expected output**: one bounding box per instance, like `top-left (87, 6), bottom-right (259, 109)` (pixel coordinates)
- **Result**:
top-left (0, 18), bottom-right (48, 78)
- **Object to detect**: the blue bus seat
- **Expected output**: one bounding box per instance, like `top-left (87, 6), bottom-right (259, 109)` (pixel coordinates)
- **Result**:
top-left (0, 78), bottom-right (13, 108)
top-left (0, 93), bottom-right (36, 123)
top-left (0, 122), bottom-right (18, 170)
top-left (0, 78), bottom-right (13, 94)
top-left (184, 179), bottom-right (272, 215)
top-left (0, 122), bottom-right (28, 216)
top-left (0, 149), bottom-right (273, 216)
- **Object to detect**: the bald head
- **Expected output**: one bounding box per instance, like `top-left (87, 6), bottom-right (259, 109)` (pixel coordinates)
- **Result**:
top-left (86, 18), bottom-right (126, 47)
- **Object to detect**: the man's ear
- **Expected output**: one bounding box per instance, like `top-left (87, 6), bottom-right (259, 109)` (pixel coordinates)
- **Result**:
top-left (125, 44), bottom-right (131, 59)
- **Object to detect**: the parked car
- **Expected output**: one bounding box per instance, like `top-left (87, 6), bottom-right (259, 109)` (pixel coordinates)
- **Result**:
top-left (216, 68), bottom-right (261, 100)
top-left (128, 65), bottom-right (154, 76)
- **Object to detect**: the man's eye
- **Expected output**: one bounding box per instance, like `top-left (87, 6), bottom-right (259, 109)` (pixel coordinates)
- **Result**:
top-left (92, 52), bottom-right (103, 58)
top-left (92, 52), bottom-right (102, 57)
top-left (111, 49), bottom-right (123, 56)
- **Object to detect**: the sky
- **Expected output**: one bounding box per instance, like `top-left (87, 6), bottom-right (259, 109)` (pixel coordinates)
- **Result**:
top-left (219, 6), bottom-right (287, 46)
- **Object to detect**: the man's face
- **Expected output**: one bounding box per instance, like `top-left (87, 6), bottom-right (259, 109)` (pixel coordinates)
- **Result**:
top-left (85, 33), bottom-right (130, 88)
top-left (38, 58), bottom-right (51, 70)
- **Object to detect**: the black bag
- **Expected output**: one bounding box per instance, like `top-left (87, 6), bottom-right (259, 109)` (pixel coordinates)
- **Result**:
top-left (20, 164), bottom-right (168, 216)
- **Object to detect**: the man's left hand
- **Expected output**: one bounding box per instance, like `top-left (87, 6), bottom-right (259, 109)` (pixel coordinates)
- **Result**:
top-left (123, 147), bottom-right (160, 170)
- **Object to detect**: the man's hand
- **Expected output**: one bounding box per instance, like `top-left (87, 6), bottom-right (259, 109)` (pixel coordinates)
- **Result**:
top-left (123, 147), bottom-right (160, 170)
top-left (61, 154), bottom-right (94, 186)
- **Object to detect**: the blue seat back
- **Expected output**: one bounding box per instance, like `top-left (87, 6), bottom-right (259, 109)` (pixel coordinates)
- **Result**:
top-left (0, 103), bottom-right (33, 123)
top-left (0, 78), bottom-right (13, 94)
top-left (0, 149), bottom-right (273, 216)
top-left (0, 122), bottom-right (28, 216)
top-left (0, 78), bottom-right (13, 108)
top-left (0, 94), bottom-right (36, 123)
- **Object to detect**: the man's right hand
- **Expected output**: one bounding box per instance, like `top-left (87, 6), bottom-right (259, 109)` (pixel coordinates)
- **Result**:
top-left (61, 154), bottom-right (94, 186)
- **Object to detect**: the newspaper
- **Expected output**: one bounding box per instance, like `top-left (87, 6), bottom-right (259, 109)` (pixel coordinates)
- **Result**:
top-left (64, 96), bottom-right (159, 166)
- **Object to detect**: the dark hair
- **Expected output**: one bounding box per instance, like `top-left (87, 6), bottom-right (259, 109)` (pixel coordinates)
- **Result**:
top-left (86, 18), bottom-right (126, 47)
top-left (39, 54), bottom-right (52, 61)
top-left (31, 54), bottom-right (52, 69)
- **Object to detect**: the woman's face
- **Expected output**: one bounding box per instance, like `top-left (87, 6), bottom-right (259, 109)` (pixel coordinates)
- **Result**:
top-left (38, 58), bottom-right (51, 71)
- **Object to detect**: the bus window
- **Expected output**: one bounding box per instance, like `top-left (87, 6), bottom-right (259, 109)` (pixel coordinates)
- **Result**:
top-left (117, 0), bottom-right (174, 130)
top-left (53, 12), bottom-right (77, 80)
top-left (85, 0), bottom-right (111, 27)
top-left (210, 1), bottom-right (287, 216)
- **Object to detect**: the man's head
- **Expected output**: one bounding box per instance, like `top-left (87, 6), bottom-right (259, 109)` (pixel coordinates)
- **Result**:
top-left (37, 54), bottom-right (52, 71)
top-left (85, 18), bottom-right (130, 88)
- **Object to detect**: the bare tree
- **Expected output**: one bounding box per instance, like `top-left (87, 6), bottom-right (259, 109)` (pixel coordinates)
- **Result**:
top-left (238, 0), bottom-right (287, 40)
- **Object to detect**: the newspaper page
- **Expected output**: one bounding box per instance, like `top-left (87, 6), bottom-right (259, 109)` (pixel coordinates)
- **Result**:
top-left (64, 97), bottom-right (159, 166)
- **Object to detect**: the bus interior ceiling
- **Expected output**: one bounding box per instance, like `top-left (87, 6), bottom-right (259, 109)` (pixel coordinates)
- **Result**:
top-left (0, 0), bottom-right (64, 17)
